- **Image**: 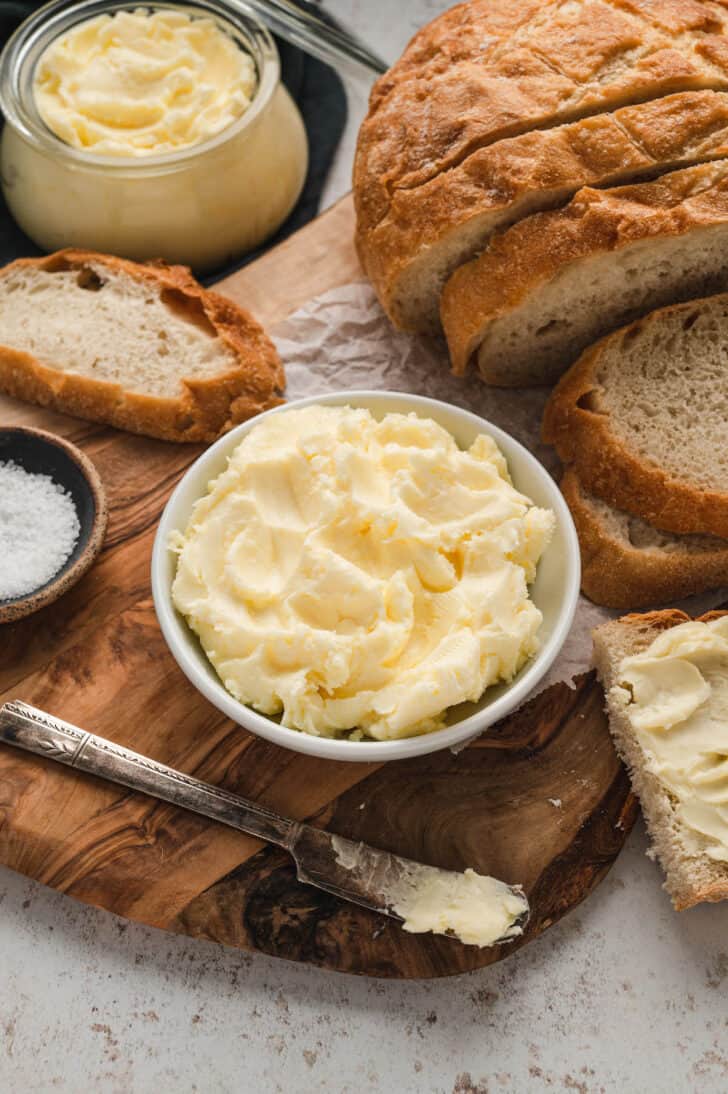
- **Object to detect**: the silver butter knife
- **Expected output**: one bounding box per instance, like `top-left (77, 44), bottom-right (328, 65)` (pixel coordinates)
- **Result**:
top-left (0, 701), bottom-right (529, 947)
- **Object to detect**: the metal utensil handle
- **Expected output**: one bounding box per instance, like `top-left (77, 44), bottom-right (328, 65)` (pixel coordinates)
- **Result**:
top-left (0, 701), bottom-right (296, 848)
top-left (246, 0), bottom-right (389, 79)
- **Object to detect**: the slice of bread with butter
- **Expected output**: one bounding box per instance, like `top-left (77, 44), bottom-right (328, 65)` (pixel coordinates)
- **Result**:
top-left (594, 610), bottom-right (728, 910)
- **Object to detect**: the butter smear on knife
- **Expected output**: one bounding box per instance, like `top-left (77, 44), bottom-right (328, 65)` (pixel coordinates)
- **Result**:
top-left (331, 836), bottom-right (528, 947)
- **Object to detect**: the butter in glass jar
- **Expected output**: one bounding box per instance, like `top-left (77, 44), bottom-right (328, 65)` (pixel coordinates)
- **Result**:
top-left (0, 0), bottom-right (309, 270)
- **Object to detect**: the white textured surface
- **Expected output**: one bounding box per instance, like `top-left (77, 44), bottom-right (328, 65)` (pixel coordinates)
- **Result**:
top-left (2, 3), bottom-right (728, 1091)
top-left (2, 822), bottom-right (728, 1092)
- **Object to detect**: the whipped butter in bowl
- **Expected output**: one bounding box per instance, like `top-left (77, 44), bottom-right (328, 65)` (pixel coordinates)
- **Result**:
top-left (0, 0), bottom-right (308, 268)
top-left (153, 392), bottom-right (581, 762)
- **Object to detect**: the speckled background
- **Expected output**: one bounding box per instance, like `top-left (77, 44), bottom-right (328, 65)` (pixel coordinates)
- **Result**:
top-left (2, 4), bottom-right (727, 1091)
top-left (3, 821), bottom-right (727, 1091)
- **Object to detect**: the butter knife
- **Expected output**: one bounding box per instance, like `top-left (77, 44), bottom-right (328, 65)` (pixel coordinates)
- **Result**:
top-left (0, 701), bottom-right (529, 947)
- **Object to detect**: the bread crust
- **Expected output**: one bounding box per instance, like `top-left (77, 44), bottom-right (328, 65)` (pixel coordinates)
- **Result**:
top-left (360, 90), bottom-right (728, 333)
top-left (561, 468), bottom-right (728, 607)
top-left (542, 295), bottom-right (728, 537)
top-left (355, 0), bottom-right (728, 328)
top-left (356, 0), bottom-right (728, 228)
top-left (442, 159), bottom-right (728, 379)
top-left (593, 608), bottom-right (728, 909)
top-left (0, 251), bottom-right (284, 443)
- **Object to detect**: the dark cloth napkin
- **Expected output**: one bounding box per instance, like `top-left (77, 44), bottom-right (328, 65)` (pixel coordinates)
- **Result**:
top-left (0, 2), bottom-right (347, 279)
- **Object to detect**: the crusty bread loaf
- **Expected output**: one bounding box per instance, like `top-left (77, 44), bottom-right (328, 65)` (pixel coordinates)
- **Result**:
top-left (361, 91), bottom-right (728, 335)
top-left (542, 292), bottom-right (728, 537)
top-left (562, 469), bottom-right (728, 608)
top-left (356, 0), bottom-right (728, 241)
top-left (442, 160), bottom-right (728, 385)
top-left (593, 609), bottom-right (728, 910)
top-left (355, 0), bottom-right (728, 330)
top-left (0, 251), bottom-right (284, 443)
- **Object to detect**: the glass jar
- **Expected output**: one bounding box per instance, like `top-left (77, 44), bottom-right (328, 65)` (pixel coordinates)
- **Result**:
top-left (0, 0), bottom-right (309, 271)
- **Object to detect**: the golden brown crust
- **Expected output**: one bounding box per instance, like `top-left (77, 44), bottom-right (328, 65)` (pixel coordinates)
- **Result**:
top-left (442, 159), bottom-right (728, 378)
top-left (613, 0), bottom-right (727, 35)
top-left (361, 90), bottom-right (728, 333)
top-left (355, 0), bottom-right (548, 231)
top-left (561, 469), bottom-right (728, 608)
top-left (613, 607), bottom-right (692, 629)
top-left (366, 0), bottom-right (546, 114)
top-left (354, 0), bottom-right (728, 319)
top-left (0, 250), bottom-right (284, 444)
top-left (594, 607), bottom-right (728, 909)
top-left (541, 293), bottom-right (728, 536)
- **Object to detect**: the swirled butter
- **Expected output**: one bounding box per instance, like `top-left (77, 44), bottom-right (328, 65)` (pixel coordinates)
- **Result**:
top-left (33, 9), bottom-right (257, 156)
top-left (171, 405), bottom-right (554, 741)
top-left (615, 616), bottom-right (728, 862)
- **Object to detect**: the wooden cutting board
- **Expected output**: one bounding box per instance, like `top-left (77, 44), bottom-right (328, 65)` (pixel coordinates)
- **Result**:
top-left (0, 196), bottom-right (638, 978)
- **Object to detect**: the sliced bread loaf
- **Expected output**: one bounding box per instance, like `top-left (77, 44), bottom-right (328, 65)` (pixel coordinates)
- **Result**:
top-left (355, 0), bottom-right (728, 238)
top-left (562, 469), bottom-right (728, 608)
top-left (0, 251), bottom-right (284, 443)
top-left (542, 293), bottom-right (728, 537)
top-left (441, 160), bottom-right (728, 385)
top-left (593, 609), bottom-right (728, 909)
top-left (360, 90), bottom-right (728, 334)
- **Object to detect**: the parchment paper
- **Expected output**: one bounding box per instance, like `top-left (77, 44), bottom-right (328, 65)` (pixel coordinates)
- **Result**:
top-left (273, 281), bottom-right (726, 699)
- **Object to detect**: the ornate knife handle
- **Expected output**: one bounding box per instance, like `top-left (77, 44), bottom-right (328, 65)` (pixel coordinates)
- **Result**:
top-left (0, 701), bottom-right (296, 849)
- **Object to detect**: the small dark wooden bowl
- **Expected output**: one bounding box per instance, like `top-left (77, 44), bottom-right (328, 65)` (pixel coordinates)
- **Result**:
top-left (0, 427), bottom-right (108, 624)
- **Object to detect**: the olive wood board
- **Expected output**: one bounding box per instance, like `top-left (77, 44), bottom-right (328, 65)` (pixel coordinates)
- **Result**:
top-left (0, 195), bottom-right (638, 978)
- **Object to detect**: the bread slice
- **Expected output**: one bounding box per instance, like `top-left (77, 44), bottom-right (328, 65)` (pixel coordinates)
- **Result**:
top-left (360, 90), bottom-right (728, 334)
top-left (355, 0), bottom-right (728, 242)
top-left (593, 609), bottom-right (728, 909)
top-left (542, 292), bottom-right (728, 537)
top-left (562, 469), bottom-right (728, 608)
top-left (0, 251), bottom-right (284, 443)
top-left (441, 159), bottom-right (728, 385)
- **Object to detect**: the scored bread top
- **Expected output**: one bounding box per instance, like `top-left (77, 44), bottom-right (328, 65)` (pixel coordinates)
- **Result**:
top-left (354, 0), bottom-right (728, 316)
top-left (360, 89), bottom-right (728, 334)
top-left (542, 291), bottom-right (728, 537)
top-left (356, 0), bottom-right (728, 228)
top-left (0, 251), bottom-right (284, 443)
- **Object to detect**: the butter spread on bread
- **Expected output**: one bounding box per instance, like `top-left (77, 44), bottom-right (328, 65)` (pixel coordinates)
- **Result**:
top-left (615, 617), bottom-right (728, 865)
top-left (594, 611), bottom-right (728, 909)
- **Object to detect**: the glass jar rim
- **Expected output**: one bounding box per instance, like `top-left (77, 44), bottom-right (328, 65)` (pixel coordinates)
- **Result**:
top-left (0, 0), bottom-right (281, 173)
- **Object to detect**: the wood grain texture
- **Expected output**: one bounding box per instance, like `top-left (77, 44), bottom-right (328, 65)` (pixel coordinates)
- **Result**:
top-left (216, 195), bottom-right (361, 326)
top-left (172, 672), bottom-right (638, 978)
top-left (0, 199), bottom-right (637, 978)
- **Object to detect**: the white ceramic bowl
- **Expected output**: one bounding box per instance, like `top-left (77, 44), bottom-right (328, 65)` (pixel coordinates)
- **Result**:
top-left (152, 391), bottom-right (580, 762)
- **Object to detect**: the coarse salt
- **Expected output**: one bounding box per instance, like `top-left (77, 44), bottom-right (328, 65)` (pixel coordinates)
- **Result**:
top-left (0, 460), bottom-right (80, 601)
